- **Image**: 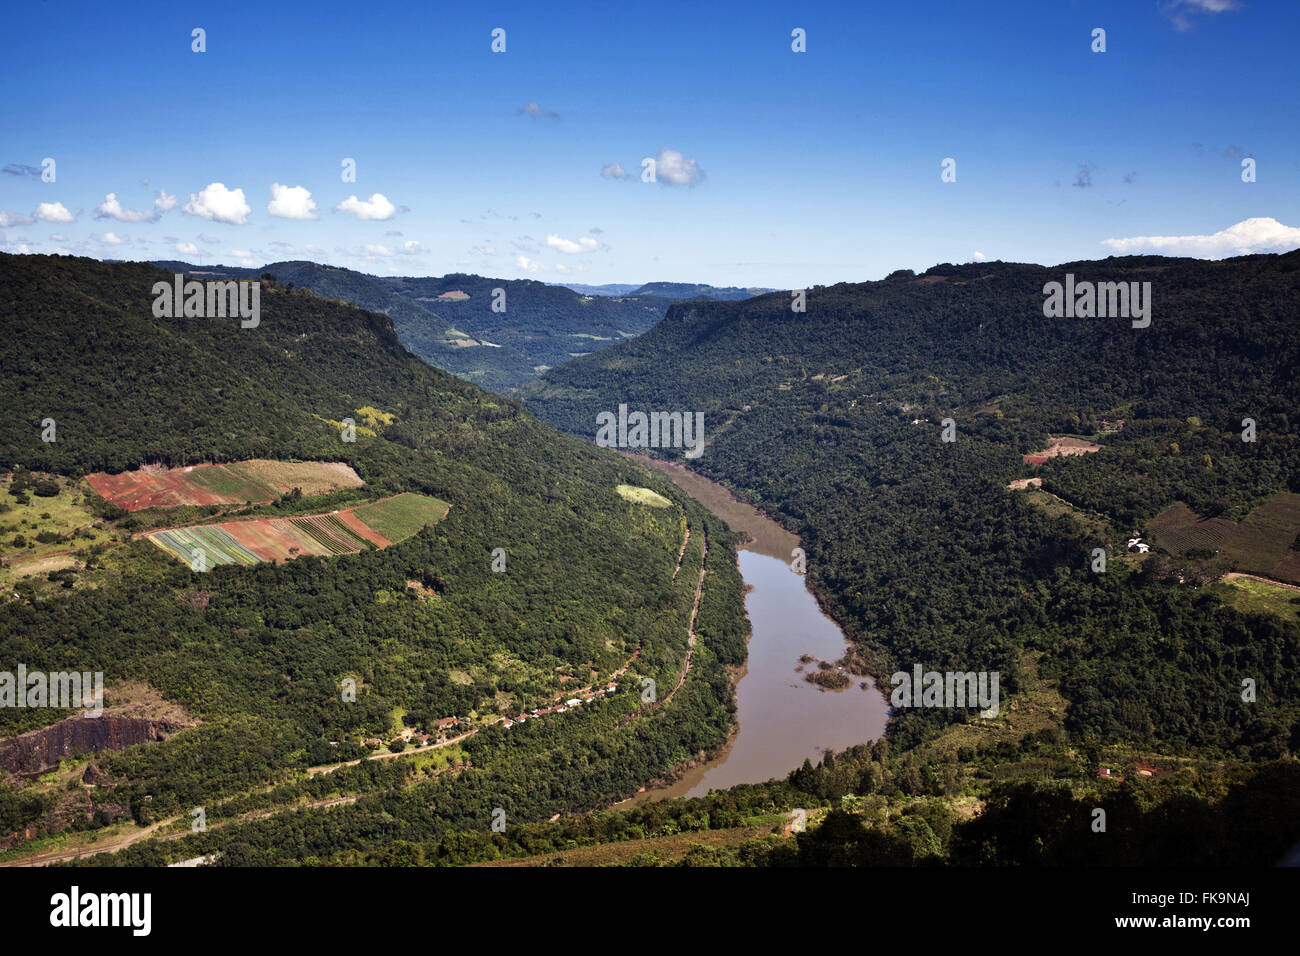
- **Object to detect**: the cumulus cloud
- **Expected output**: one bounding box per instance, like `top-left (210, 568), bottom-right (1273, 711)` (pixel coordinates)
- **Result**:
top-left (515, 254), bottom-right (542, 273)
top-left (363, 243), bottom-right (395, 256)
top-left (1100, 217), bottom-right (1300, 258)
top-left (182, 183), bottom-right (251, 224)
top-left (970, 251), bottom-right (987, 262)
top-left (154, 190), bottom-right (177, 212)
top-left (175, 241), bottom-right (199, 255)
top-left (400, 240), bottom-right (425, 254)
top-left (546, 233), bottom-right (599, 255)
top-left (93, 231), bottom-right (128, 245)
top-left (601, 162), bottom-right (629, 180)
top-left (0, 210), bottom-right (35, 227)
top-left (35, 202), bottom-right (76, 223)
top-left (267, 183), bottom-right (318, 220)
top-left (95, 192), bottom-right (160, 223)
top-left (652, 149), bottom-right (705, 187)
top-left (335, 193), bottom-right (397, 220)
top-left (517, 101), bottom-right (560, 120)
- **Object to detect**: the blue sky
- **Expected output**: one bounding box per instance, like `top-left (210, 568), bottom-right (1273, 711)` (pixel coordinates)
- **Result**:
top-left (2, 0), bottom-right (1297, 287)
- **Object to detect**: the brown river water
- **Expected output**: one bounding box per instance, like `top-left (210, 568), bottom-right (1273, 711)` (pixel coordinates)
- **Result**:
top-left (619, 455), bottom-right (889, 803)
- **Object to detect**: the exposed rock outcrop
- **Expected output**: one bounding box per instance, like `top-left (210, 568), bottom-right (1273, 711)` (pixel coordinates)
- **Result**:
top-left (0, 716), bottom-right (182, 776)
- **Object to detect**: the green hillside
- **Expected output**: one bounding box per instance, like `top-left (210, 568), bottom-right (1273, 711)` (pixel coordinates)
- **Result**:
top-left (0, 254), bottom-right (747, 863)
top-left (524, 252), bottom-right (1300, 755)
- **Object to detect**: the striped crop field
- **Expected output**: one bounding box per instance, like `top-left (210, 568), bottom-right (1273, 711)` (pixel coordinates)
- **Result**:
top-left (148, 525), bottom-right (263, 568)
top-left (142, 495), bottom-right (448, 571)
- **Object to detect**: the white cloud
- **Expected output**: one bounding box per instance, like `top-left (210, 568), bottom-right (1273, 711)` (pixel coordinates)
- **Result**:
top-left (175, 241), bottom-right (199, 255)
top-left (601, 162), bottom-right (629, 180)
top-left (1162, 0), bottom-right (1240, 31)
top-left (1100, 217), bottom-right (1300, 259)
top-left (0, 211), bottom-right (34, 227)
top-left (515, 255), bottom-right (543, 273)
top-left (971, 251), bottom-right (987, 262)
top-left (229, 248), bottom-right (259, 266)
top-left (183, 183), bottom-right (251, 224)
top-left (94, 193), bottom-right (158, 223)
top-left (546, 233), bottom-right (598, 255)
top-left (401, 240), bottom-right (425, 254)
top-left (93, 231), bottom-right (128, 245)
top-left (154, 190), bottom-right (178, 212)
top-left (335, 193), bottom-right (397, 220)
top-left (35, 202), bottom-right (76, 223)
top-left (267, 183), bottom-right (318, 220)
top-left (364, 243), bottom-right (395, 256)
top-left (653, 149), bottom-right (704, 187)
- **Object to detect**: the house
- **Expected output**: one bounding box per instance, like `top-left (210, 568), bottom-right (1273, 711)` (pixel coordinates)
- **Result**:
top-left (566, 698), bottom-right (582, 707)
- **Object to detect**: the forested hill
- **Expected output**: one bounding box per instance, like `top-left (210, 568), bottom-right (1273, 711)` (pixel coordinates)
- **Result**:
top-left (524, 252), bottom-right (1300, 760)
top-left (374, 273), bottom-right (673, 379)
top-left (627, 281), bottom-right (774, 300)
top-left (0, 253), bottom-right (749, 862)
top-left (146, 259), bottom-right (671, 390)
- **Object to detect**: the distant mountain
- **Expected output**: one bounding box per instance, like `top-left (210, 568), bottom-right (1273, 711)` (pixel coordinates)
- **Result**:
top-left (374, 273), bottom-right (672, 377)
top-left (548, 282), bottom-right (643, 297)
top-left (628, 281), bottom-right (775, 301)
top-left (146, 260), bottom-right (670, 391)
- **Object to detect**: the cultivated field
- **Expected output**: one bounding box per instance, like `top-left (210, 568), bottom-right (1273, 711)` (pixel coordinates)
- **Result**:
top-left (1147, 502), bottom-right (1238, 554)
top-left (1148, 493), bottom-right (1300, 585)
top-left (143, 493), bottom-right (449, 570)
top-left (351, 493), bottom-right (451, 543)
top-left (86, 460), bottom-right (364, 511)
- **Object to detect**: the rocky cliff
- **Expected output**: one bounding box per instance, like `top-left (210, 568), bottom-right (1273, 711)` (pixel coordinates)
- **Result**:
top-left (0, 715), bottom-right (181, 776)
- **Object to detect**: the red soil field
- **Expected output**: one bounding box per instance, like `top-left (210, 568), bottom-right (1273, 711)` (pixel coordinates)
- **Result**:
top-left (86, 464), bottom-right (237, 510)
top-left (86, 460), bottom-right (364, 511)
top-left (336, 509), bottom-right (391, 547)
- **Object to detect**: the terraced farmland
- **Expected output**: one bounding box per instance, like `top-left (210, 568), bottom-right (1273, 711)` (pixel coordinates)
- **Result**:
top-left (142, 494), bottom-right (449, 570)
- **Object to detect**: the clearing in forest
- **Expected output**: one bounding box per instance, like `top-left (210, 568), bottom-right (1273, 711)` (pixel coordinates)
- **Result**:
top-left (143, 493), bottom-right (449, 570)
top-left (86, 460), bottom-right (364, 511)
top-left (1148, 493), bottom-right (1300, 585)
top-left (616, 485), bottom-right (673, 508)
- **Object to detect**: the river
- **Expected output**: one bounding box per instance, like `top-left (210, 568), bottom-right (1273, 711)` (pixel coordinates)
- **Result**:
top-left (621, 456), bottom-right (890, 803)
